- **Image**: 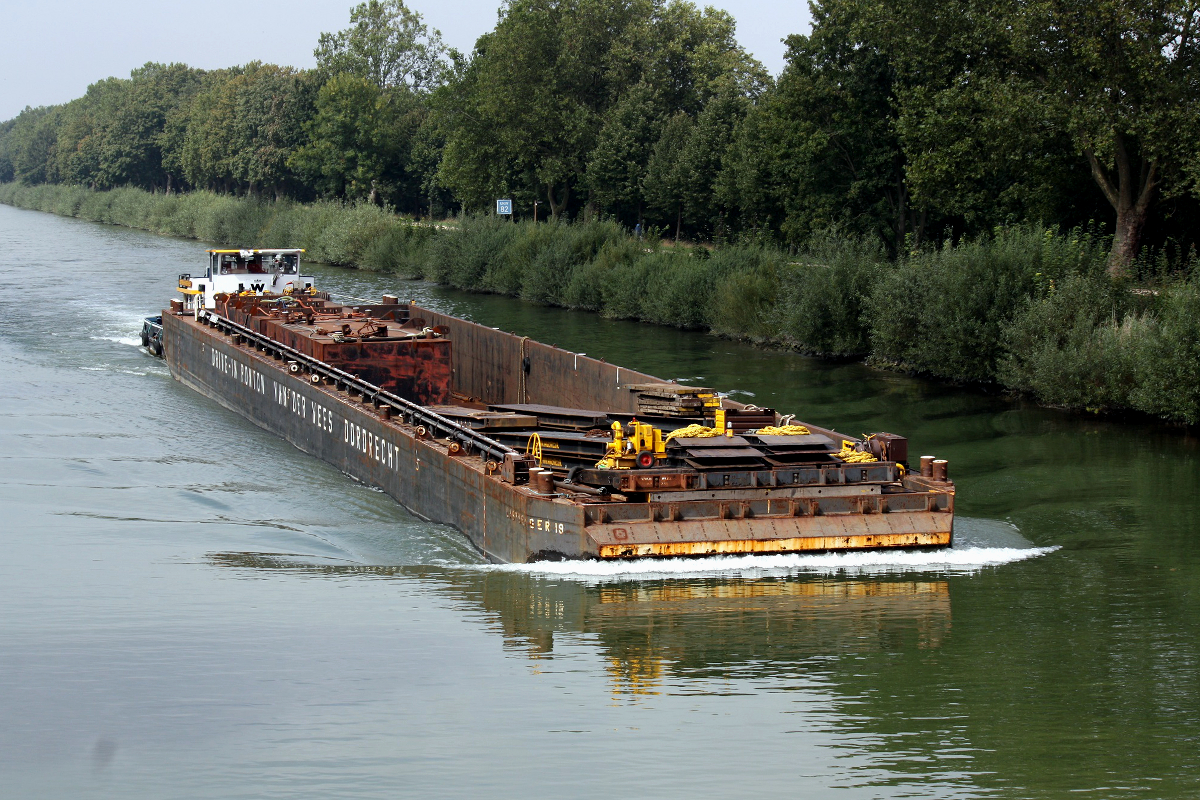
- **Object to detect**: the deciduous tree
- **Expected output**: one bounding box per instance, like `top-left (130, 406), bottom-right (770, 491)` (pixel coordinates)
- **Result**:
top-left (290, 73), bottom-right (415, 205)
top-left (315, 0), bottom-right (448, 93)
top-left (885, 0), bottom-right (1200, 273)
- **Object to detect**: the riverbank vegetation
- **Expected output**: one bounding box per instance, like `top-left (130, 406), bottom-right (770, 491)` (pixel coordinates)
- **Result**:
top-left (4, 180), bottom-right (1198, 425)
top-left (2, 0), bottom-right (1199, 424)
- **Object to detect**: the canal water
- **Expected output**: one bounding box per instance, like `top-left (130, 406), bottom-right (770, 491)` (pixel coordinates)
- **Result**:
top-left (1, 203), bottom-right (1197, 799)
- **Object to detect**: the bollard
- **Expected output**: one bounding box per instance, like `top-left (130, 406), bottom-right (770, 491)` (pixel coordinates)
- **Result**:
top-left (920, 455), bottom-right (935, 477)
top-left (932, 459), bottom-right (948, 482)
top-left (530, 468), bottom-right (555, 494)
top-left (528, 468), bottom-right (545, 491)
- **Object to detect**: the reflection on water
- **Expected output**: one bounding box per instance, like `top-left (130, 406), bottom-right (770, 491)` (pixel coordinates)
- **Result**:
top-left (208, 552), bottom-right (951, 697)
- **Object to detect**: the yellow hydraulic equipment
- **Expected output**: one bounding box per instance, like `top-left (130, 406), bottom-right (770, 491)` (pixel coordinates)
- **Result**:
top-left (596, 420), bottom-right (667, 470)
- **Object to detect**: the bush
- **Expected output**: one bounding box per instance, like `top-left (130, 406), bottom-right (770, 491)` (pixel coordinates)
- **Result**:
top-left (998, 272), bottom-right (1138, 410)
top-left (773, 236), bottom-right (887, 356)
top-left (868, 226), bottom-right (1108, 382)
top-left (1129, 282), bottom-right (1200, 424)
top-left (707, 246), bottom-right (781, 339)
top-left (561, 236), bottom-right (643, 311)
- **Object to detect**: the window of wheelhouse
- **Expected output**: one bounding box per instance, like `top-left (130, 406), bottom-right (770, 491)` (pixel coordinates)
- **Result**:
top-left (217, 253), bottom-right (242, 275)
top-left (273, 253), bottom-right (299, 274)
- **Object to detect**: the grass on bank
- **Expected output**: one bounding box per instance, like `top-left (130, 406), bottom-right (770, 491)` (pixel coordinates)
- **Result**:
top-left (2, 181), bottom-right (1198, 424)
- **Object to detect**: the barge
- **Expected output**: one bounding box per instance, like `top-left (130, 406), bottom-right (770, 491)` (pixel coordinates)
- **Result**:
top-left (147, 248), bottom-right (955, 563)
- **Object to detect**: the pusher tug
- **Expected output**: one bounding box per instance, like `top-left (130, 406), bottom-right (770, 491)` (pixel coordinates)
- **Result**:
top-left (143, 247), bottom-right (955, 563)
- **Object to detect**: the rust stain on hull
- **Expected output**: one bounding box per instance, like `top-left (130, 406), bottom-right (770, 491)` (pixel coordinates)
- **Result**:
top-left (598, 530), bottom-right (952, 558)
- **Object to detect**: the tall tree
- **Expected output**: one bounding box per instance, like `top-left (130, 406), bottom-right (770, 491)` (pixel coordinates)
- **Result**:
top-left (314, 0), bottom-right (448, 93)
top-left (1026, 0), bottom-right (1200, 273)
top-left (644, 112), bottom-right (694, 239)
top-left (305, 0), bottom-right (445, 209)
top-left (441, 0), bottom-right (648, 218)
top-left (226, 65), bottom-right (315, 199)
top-left (884, 0), bottom-right (1200, 273)
top-left (676, 87), bottom-right (748, 238)
top-left (178, 70), bottom-right (243, 192)
top-left (289, 73), bottom-right (415, 204)
top-left (435, 0), bottom-right (765, 222)
top-left (52, 90), bottom-right (111, 188)
top-left (718, 2), bottom-right (916, 251)
top-left (585, 82), bottom-right (661, 224)
top-left (6, 106), bottom-right (60, 185)
top-left (0, 118), bottom-right (15, 183)
top-left (106, 63), bottom-right (204, 192)
top-left (642, 1), bottom-right (766, 116)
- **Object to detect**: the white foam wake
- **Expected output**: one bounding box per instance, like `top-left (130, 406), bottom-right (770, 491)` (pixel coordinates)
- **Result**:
top-left (90, 335), bottom-right (142, 347)
top-left (483, 545), bottom-right (1058, 580)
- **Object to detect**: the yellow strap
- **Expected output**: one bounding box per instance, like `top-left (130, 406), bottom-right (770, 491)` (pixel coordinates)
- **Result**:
top-left (836, 447), bottom-right (878, 463)
top-left (665, 424), bottom-right (720, 443)
top-left (755, 425), bottom-right (811, 436)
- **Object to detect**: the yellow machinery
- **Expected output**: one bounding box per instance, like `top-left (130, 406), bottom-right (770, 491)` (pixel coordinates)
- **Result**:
top-left (597, 420), bottom-right (667, 469)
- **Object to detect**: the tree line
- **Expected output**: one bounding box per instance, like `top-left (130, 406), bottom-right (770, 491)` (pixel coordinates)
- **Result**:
top-left (2, 0), bottom-right (1199, 274)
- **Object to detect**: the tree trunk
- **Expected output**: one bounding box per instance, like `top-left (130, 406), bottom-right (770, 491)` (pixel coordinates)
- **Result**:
top-left (1110, 203), bottom-right (1150, 274)
top-left (1085, 132), bottom-right (1158, 278)
top-left (675, 205), bottom-right (682, 242)
top-left (546, 183), bottom-right (570, 220)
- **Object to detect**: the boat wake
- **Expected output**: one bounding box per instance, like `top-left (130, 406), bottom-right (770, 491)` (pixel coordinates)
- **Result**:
top-left (483, 518), bottom-right (1056, 580)
top-left (76, 305), bottom-right (153, 349)
top-left (90, 334), bottom-right (143, 347)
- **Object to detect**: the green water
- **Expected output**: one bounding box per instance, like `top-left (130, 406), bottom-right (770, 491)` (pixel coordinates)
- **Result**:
top-left (1, 203), bottom-right (1198, 798)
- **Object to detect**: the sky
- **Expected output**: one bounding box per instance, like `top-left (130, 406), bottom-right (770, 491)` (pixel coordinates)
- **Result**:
top-left (0, 0), bottom-right (814, 122)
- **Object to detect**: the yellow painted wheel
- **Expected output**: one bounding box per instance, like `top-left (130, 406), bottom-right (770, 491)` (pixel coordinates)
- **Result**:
top-left (525, 432), bottom-right (543, 466)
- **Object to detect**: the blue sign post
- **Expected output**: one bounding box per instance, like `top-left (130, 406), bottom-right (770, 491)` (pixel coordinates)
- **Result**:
top-left (496, 198), bottom-right (513, 216)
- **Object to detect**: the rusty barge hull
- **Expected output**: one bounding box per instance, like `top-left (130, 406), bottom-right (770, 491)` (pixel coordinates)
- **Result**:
top-left (161, 302), bottom-right (953, 563)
